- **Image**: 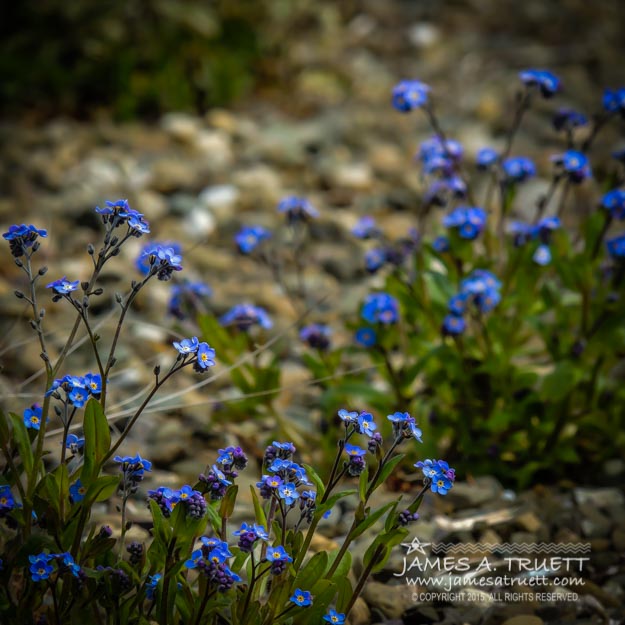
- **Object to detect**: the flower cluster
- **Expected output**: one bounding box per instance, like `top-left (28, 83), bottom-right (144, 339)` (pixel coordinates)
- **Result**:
top-left (361, 292), bottom-right (399, 325)
top-left (45, 373), bottom-right (102, 409)
top-left (391, 79), bottom-right (430, 112)
top-left (509, 216), bottom-right (561, 265)
top-left (277, 196), bottom-right (318, 222)
top-left (519, 69), bottom-right (561, 97)
top-left (387, 411), bottom-right (423, 442)
top-left (2, 224), bottom-right (47, 257)
top-left (417, 135), bottom-right (467, 206)
top-left (603, 87), bottom-right (625, 116)
top-left (551, 150), bottom-right (591, 183)
top-left (0, 485), bottom-right (15, 519)
top-left (168, 279), bottom-right (212, 319)
top-left (442, 206), bottom-right (487, 240)
top-left (29, 552), bottom-right (81, 582)
top-left (415, 459), bottom-right (456, 495)
top-left (95, 199), bottom-right (150, 236)
top-left (443, 269), bottom-right (502, 335)
top-left (503, 156), bottom-right (536, 183)
top-left (136, 241), bottom-right (182, 275)
top-left (351, 216), bottom-right (381, 239)
top-left (266, 545), bottom-right (293, 575)
top-left (299, 323), bottom-right (332, 350)
top-left (172, 336), bottom-right (216, 372)
top-left (601, 189), bottom-right (625, 220)
top-left (147, 485), bottom-right (207, 519)
top-left (185, 538), bottom-right (240, 591)
top-left (235, 225), bottom-right (272, 254)
top-left (142, 244), bottom-right (183, 281)
top-left (220, 304), bottom-right (272, 331)
top-left (114, 454), bottom-right (152, 495)
top-left (233, 522), bottom-right (269, 552)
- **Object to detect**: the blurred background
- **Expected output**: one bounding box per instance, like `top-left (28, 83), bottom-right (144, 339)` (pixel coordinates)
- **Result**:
top-left (1, 0), bottom-right (624, 120)
top-left (1, 2), bottom-right (625, 620)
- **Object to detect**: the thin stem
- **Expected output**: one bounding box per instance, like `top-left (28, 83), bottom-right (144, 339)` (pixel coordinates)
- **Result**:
top-left (103, 363), bottom-right (181, 463)
top-left (345, 544), bottom-right (385, 616)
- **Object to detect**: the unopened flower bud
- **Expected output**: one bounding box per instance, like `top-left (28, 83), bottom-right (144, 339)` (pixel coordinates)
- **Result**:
top-left (38, 266), bottom-right (48, 276)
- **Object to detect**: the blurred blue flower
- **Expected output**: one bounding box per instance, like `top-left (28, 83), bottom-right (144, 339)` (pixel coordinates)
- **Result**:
top-left (355, 327), bottom-right (377, 347)
top-left (136, 242), bottom-right (182, 275)
top-left (392, 79), bottom-right (430, 111)
top-left (503, 156), bottom-right (536, 182)
top-left (533, 244), bottom-right (552, 266)
top-left (601, 189), bottom-right (625, 219)
top-left (519, 69), bottom-right (561, 97)
top-left (432, 236), bottom-right (450, 253)
top-left (551, 150), bottom-right (591, 183)
top-left (277, 196), bottom-right (318, 221)
top-left (299, 323), bottom-right (332, 350)
top-left (552, 108), bottom-right (588, 132)
top-left (603, 87), bottom-right (625, 115)
top-left (361, 292), bottom-right (399, 324)
top-left (443, 206), bottom-right (487, 240)
top-left (352, 216), bottom-right (380, 239)
top-left (476, 147), bottom-right (499, 169)
top-left (607, 234), bottom-right (625, 258)
top-left (235, 225), bottom-right (272, 254)
top-left (220, 304), bottom-right (272, 330)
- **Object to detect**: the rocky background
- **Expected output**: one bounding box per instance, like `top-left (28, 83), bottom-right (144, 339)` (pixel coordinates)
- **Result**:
top-left (1, 1), bottom-right (624, 623)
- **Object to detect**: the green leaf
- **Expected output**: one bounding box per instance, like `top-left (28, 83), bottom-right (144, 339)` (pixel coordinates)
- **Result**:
top-left (294, 551), bottom-right (328, 591)
top-left (302, 463), bottom-right (325, 499)
top-left (219, 485), bottom-right (238, 519)
top-left (250, 485), bottom-right (268, 528)
top-left (205, 501), bottom-right (222, 535)
top-left (363, 527), bottom-right (408, 574)
top-left (315, 490), bottom-right (357, 518)
top-left (0, 409), bottom-right (10, 447)
top-left (8, 412), bottom-right (34, 474)
top-left (327, 548), bottom-right (351, 583)
top-left (358, 464), bottom-right (369, 502)
top-left (539, 361), bottom-right (582, 402)
top-left (369, 454), bottom-right (405, 493)
top-left (351, 501), bottom-right (397, 541)
top-left (335, 576), bottom-right (353, 613)
top-left (82, 399), bottom-right (110, 484)
top-left (84, 475), bottom-right (120, 504)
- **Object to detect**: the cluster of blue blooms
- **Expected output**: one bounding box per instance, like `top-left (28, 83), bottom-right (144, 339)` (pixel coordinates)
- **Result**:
top-left (361, 292), bottom-right (399, 325)
top-left (277, 195), bottom-right (319, 222)
top-left (147, 484), bottom-right (207, 519)
top-left (94, 199), bottom-right (150, 235)
top-left (443, 206), bottom-right (487, 240)
top-left (199, 445), bottom-right (248, 499)
top-left (415, 459), bottom-right (456, 495)
top-left (167, 278), bottom-right (212, 320)
top-left (235, 225), bottom-right (272, 254)
top-left (184, 537), bottom-right (240, 591)
top-left (172, 336), bottom-right (216, 371)
top-left (509, 216), bottom-right (561, 265)
top-left (299, 323), bottom-right (332, 350)
top-left (2, 224), bottom-right (47, 257)
top-left (135, 241), bottom-right (182, 275)
top-left (44, 372), bottom-right (103, 410)
top-left (443, 270), bottom-right (502, 336)
top-left (29, 552), bottom-right (82, 582)
top-left (220, 303), bottom-right (272, 330)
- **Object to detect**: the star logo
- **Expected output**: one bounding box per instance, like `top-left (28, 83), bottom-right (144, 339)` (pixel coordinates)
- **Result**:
top-left (401, 537), bottom-right (431, 555)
